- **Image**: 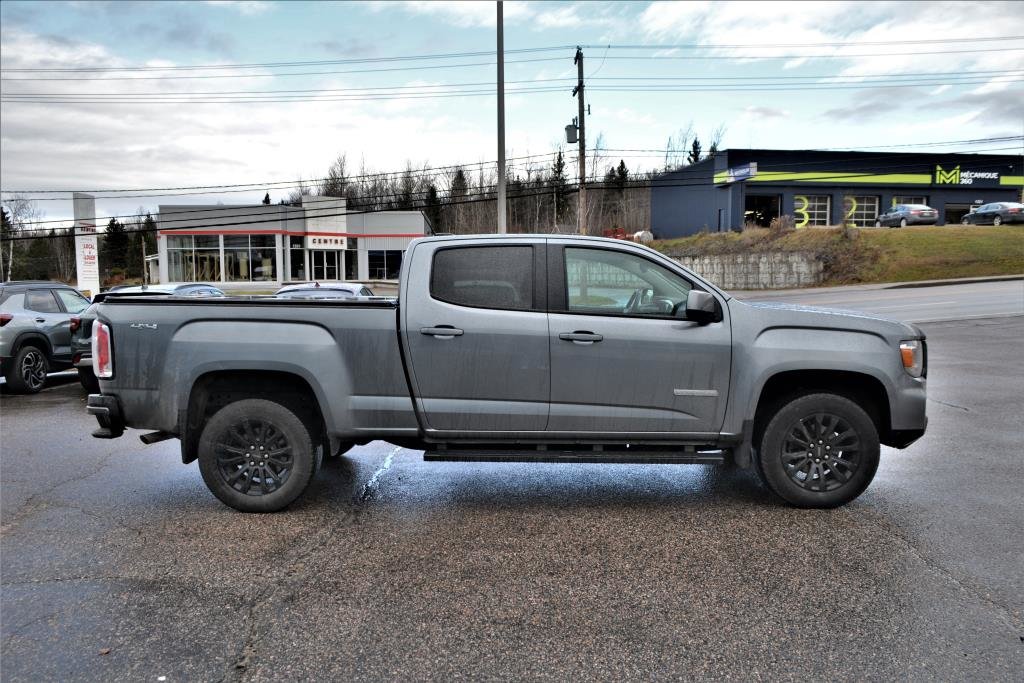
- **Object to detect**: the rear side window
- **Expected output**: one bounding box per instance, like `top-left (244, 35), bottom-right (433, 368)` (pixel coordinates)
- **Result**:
top-left (25, 289), bottom-right (61, 313)
top-left (430, 246), bottom-right (534, 311)
top-left (55, 289), bottom-right (89, 313)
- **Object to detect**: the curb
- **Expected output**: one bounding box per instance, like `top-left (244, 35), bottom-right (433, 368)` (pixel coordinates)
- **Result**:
top-left (885, 275), bottom-right (1024, 289)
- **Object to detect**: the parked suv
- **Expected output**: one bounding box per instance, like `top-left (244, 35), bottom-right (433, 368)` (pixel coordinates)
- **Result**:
top-left (1, 281), bottom-right (91, 393)
top-left (72, 283), bottom-right (224, 392)
top-left (874, 204), bottom-right (938, 228)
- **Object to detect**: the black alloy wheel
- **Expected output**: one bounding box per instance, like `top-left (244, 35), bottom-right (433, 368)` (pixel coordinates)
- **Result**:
top-left (756, 392), bottom-right (880, 508)
top-left (198, 399), bottom-right (319, 512)
top-left (780, 413), bottom-right (861, 493)
top-left (7, 346), bottom-right (49, 394)
top-left (215, 417), bottom-right (294, 496)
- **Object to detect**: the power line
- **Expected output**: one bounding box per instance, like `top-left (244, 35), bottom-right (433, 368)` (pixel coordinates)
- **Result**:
top-left (6, 137), bottom-right (1015, 197)
top-left (0, 46), bottom-right (576, 73)
top-left (3, 35), bottom-right (1017, 73)
top-left (7, 78), bottom-right (1021, 105)
top-left (6, 69), bottom-right (1020, 100)
top-left (0, 56), bottom-right (565, 82)
top-left (599, 46), bottom-right (1024, 61)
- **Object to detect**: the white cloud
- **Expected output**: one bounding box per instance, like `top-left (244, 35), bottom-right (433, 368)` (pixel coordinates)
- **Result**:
top-left (203, 1), bottom-right (274, 15)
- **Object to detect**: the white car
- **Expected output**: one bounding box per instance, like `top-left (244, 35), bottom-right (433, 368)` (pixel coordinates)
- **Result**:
top-left (274, 282), bottom-right (375, 300)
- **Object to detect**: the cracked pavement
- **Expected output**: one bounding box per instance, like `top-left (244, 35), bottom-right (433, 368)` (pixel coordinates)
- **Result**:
top-left (2, 317), bottom-right (1022, 680)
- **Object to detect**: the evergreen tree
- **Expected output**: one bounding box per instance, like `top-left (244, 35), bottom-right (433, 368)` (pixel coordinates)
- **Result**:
top-left (449, 167), bottom-right (468, 200)
top-left (688, 137), bottom-right (703, 165)
top-left (262, 192), bottom-right (271, 205)
top-left (424, 184), bottom-right (443, 233)
top-left (103, 217), bottom-right (129, 272)
top-left (551, 150), bottom-right (569, 224)
top-left (0, 208), bottom-right (12, 280)
top-left (614, 160), bottom-right (629, 197)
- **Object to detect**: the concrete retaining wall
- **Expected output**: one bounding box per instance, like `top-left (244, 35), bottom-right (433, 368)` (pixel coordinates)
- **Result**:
top-left (672, 252), bottom-right (823, 290)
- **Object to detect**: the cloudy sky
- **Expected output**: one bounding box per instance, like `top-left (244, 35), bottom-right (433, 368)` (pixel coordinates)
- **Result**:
top-left (1, 0), bottom-right (1022, 223)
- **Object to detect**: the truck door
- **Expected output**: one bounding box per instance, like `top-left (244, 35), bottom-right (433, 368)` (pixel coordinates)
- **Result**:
top-left (546, 243), bottom-right (731, 436)
top-left (401, 239), bottom-right (550, 434)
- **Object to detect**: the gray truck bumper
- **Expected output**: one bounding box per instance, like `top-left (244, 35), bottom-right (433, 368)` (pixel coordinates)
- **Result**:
top-left (87, 393), bottom-right (125, 439)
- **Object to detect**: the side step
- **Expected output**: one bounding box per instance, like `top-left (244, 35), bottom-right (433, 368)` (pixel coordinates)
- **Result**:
top-left (424, 449), bottom-right (725, 465)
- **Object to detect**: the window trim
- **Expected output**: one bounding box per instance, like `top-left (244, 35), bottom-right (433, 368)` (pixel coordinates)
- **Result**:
top-left (549, 244), bottom-right (702, 321)
top-left (428, 243), bottom-right (546, 313)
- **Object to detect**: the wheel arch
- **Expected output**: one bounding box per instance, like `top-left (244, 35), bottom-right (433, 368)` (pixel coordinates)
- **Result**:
top-left (752, 369), bottom-right (894, 449)
top-left (10, 331), bottom-right (53, 359)
top-left (181, 370), bottom-right (329, 465)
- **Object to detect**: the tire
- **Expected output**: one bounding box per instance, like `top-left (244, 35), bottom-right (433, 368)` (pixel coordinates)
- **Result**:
top-left (77, 367), bottom-right (100, 393)
top-left (993, 215), bottom-right (1002, 226)
top-left (5, 345), bottom-right (49, 394)
top-left (197, 398), bottom-right (320, 512)
top-left (961, 217), bottom-right (970, 225)
top-left (899, 218), bottom-right (908, 228)
top-left (874, 220), bottom-right (882, 227)
top-left (756, 392), bottom-right (880, 508)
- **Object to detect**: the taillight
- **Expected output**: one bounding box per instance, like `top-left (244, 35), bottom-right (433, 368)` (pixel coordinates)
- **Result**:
top-left (69, 316), bottom-right (81, 333)
top-left (0, 313), bottom-right (12, 327)
top-left (92, 321), bottom-right (113, 379)
top-left (1009, 208), bottom-right (1021, 213)
top-left (911, 210), bottom-right (921, 215)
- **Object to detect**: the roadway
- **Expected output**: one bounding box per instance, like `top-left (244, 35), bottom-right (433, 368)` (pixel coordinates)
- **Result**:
top-left (1, 281), bottom-right (1022, 681)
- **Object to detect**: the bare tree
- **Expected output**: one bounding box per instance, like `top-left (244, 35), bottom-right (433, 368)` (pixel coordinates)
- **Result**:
top-left (2, 195), bottom-right (44, 280)
top-left (318, 154), bottom-right (349, 198)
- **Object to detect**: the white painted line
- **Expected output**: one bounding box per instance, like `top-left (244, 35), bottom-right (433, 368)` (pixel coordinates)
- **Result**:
top-left (870, 301), bottom-right (957, 311)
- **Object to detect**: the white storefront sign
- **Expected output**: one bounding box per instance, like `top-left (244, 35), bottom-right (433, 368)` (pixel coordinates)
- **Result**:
top-left (73, 192), bottom-right (100, 297)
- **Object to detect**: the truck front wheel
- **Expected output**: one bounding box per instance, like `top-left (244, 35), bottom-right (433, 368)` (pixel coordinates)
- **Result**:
top-left (756, 393), bottom-right (880, 508)
top-left (197, 398), bottom-right (321, 513)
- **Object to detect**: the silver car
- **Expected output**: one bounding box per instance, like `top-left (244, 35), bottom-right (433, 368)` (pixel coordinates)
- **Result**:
top-left (875, 204), bottom-right (938, 228)
top-left (274, 282), bottom-right (375, 299)
top-left (1, 281), bottom-right (91, 393)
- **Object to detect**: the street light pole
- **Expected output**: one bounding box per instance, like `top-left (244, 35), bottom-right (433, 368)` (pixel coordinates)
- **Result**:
top-left (573, 47), bottom-right (586, 235)
top-left (496, 1), bottom-right (507, 233)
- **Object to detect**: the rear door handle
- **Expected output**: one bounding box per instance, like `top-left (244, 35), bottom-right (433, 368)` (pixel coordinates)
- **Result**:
top-left (559, 331), bottom-right (603, 344)
top-left (420, 326), bottom-right (464, 339)
top-left (34, 317), bottom-right (46, 323)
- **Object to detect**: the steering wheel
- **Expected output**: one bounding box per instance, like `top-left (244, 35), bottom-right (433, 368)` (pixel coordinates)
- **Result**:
top-left (624, 288), bottom-right (646, 314)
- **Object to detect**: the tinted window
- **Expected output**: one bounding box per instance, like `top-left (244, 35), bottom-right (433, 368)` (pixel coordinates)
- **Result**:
top-left (25, 289), bottom-right (61, 313)
top-left (431, 246), bottom-right (534, 311)
top-left (54, 289), bottom-right (90, 313)
top-left (565, 248), bottom-right (692, 318)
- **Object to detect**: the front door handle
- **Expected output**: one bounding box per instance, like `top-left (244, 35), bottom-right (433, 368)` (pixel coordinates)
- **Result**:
top-left (420, 326), bottom-right (464, 339)
top-left (559, 331), bottom-right (603, 344)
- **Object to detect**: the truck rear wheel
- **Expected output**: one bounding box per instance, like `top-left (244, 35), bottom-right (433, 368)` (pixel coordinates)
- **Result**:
top-left (197, 398), bottom-right (320, 513)
top-left (756, 392), bottom-right (880, 508)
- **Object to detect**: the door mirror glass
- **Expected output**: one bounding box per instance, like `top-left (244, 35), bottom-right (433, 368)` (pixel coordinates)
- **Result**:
top-left (684, 290), bottom-right (718, 324)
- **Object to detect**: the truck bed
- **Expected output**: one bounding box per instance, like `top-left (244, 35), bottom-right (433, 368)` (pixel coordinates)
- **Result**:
top-left (95, 295), bottom-right (419, 439)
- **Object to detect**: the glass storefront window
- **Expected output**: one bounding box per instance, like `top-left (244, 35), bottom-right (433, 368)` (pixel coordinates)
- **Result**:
top-left (368, 250), bottom-right (404, 280)
top-left (250, 235), bottom-right (276, 282)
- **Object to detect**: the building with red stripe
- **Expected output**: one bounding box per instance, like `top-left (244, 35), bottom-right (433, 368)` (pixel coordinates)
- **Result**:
top-left (155, 196), bottom-right (427, 288)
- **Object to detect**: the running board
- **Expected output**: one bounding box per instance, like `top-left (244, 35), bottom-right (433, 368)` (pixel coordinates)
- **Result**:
top-left (424, 449), bottom-right (725, 465)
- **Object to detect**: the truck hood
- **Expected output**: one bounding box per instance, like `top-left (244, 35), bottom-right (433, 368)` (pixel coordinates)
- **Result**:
top-left (734, 300), bottom-right (925, 340)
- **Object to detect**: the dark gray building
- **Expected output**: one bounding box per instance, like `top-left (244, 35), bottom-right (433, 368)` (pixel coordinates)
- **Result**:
top-left (650, 148), bottom-right (1024, 238)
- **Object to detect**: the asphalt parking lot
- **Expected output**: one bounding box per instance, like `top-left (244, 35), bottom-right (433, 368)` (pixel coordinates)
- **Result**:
top-left (2, 315), bottom-right (1023, 681)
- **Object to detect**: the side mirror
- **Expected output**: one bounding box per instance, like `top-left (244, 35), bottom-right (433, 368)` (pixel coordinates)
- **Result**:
top-left (684, 290), bottom-right (718, 324)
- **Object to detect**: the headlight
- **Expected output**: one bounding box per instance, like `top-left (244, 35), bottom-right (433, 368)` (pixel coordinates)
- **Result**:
top-left (899, 340), bottom-right (924, 378)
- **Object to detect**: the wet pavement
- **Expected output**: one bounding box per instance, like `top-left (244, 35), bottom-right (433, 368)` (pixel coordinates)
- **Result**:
top-left (1, 317), bottom-right (1022, 681)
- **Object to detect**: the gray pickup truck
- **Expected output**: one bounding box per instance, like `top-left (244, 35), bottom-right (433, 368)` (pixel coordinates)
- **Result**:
top-left (87, 235), bottom-right (927, 512)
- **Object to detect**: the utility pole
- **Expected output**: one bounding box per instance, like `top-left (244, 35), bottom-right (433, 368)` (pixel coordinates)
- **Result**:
top-left (573, 47), bottom-right (586, 235)
top-left (141, 232), bottom-right (147, 284)
top-left (496, 1), bottom-right (507, 233)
